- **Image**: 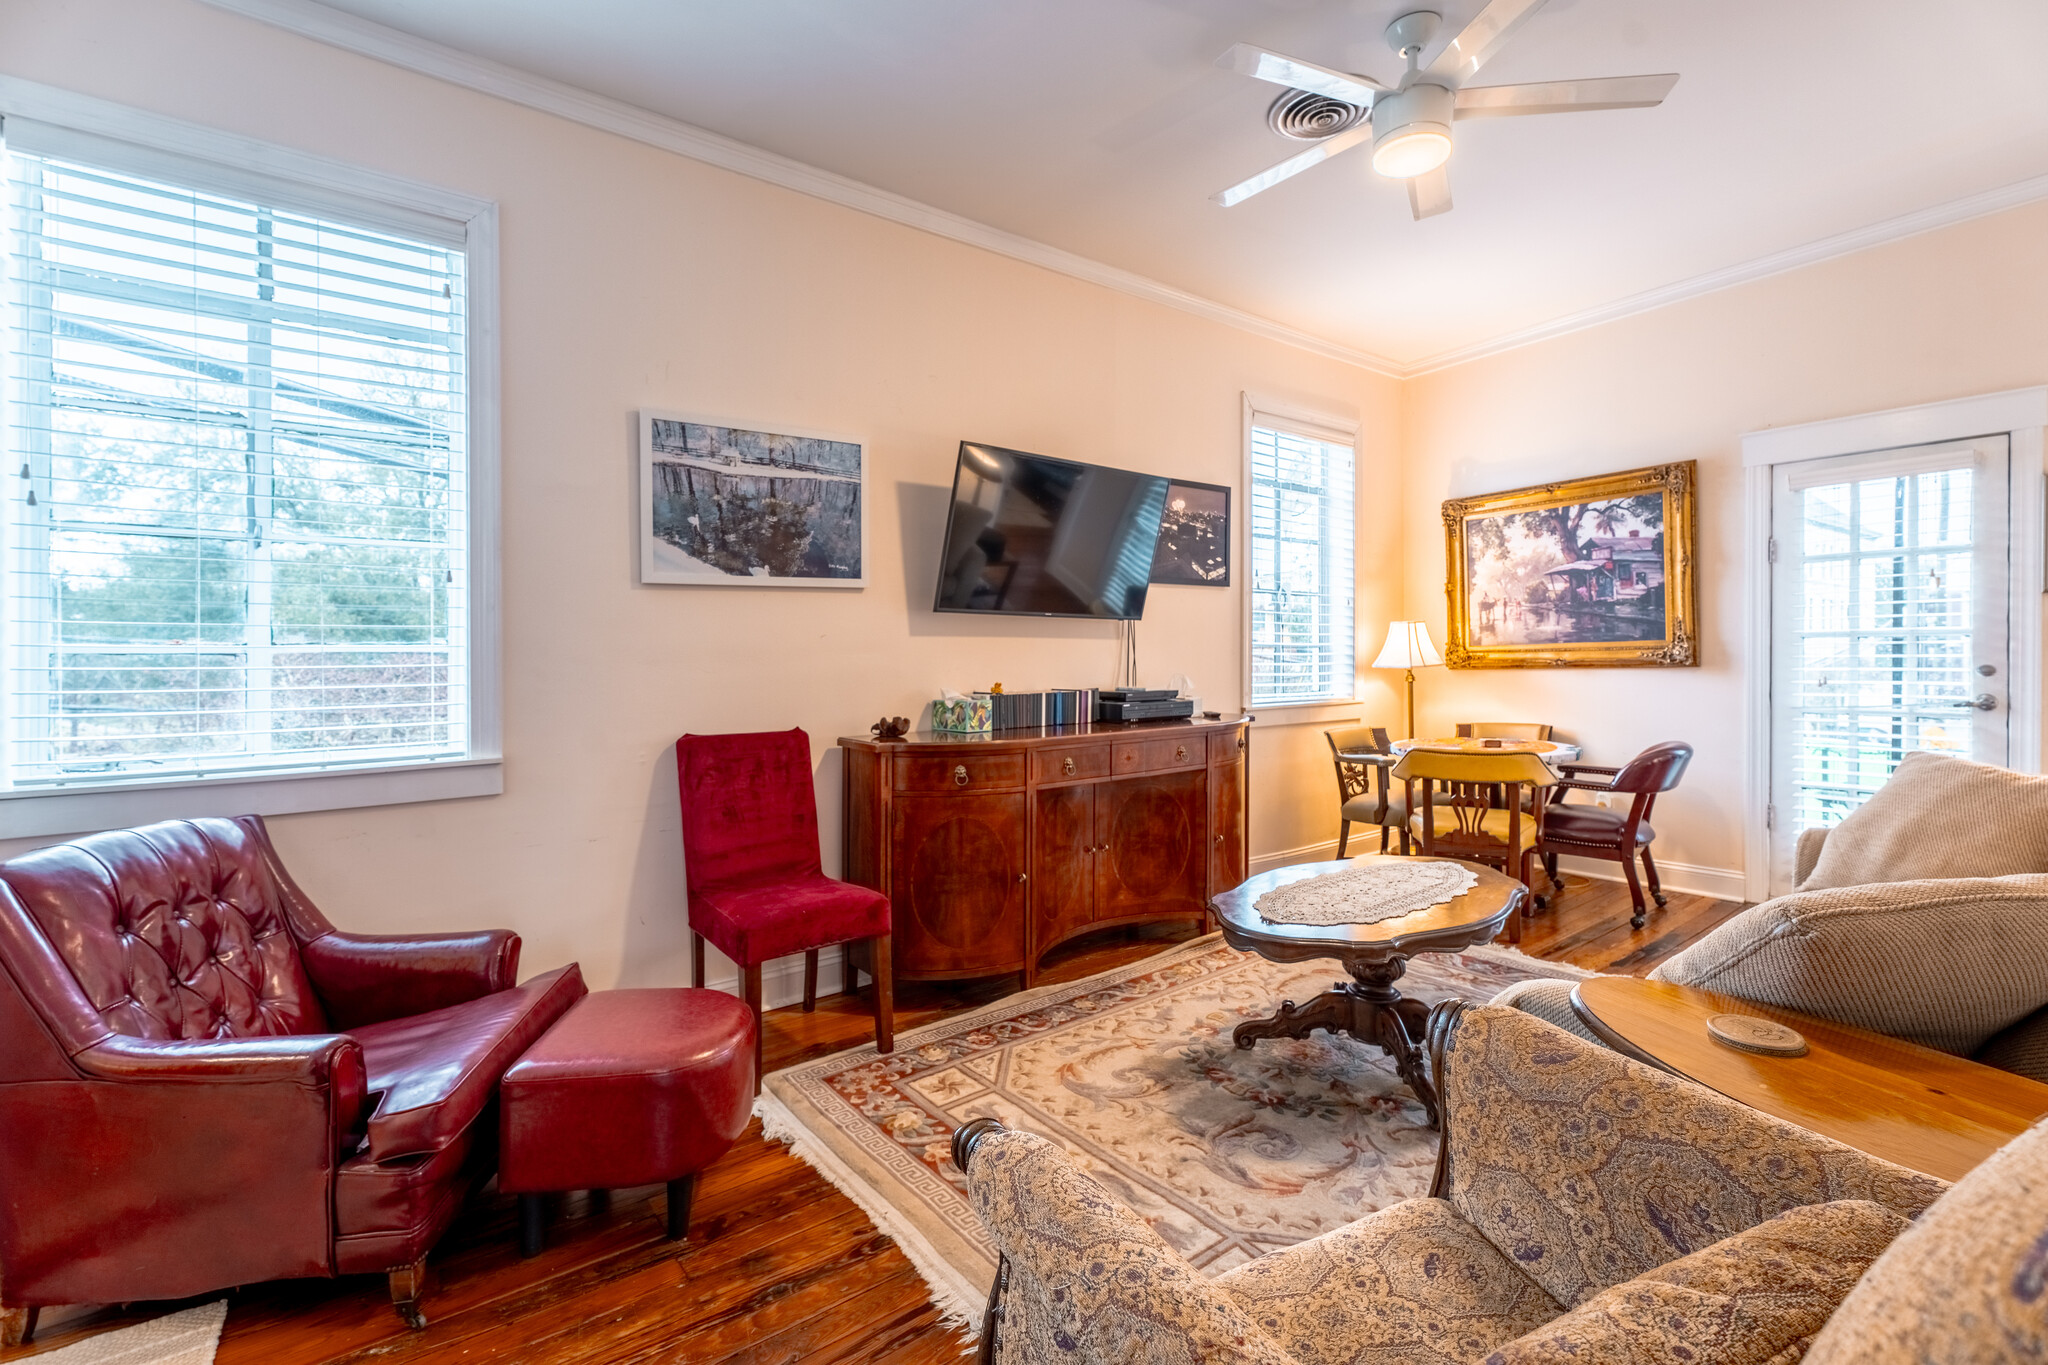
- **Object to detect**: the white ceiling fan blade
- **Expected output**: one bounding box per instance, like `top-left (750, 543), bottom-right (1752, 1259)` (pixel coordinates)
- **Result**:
top-left (1216, 43), bottom-right (1385, 108)
top-left (1424, 0), bottom-right (1549, 84)
top-left (1212, 123), bottom-right (1376, 206)
top-left (1408, 165), bottom-right (1453, 220)
top-left (1455, 73), bottom-right (1679, 118)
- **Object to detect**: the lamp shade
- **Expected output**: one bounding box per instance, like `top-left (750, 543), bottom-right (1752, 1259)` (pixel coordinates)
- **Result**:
top-left (1373, 621), bottom-right (1443, 670)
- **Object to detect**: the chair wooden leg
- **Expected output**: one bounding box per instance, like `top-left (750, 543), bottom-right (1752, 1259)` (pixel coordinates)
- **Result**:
top-left (691, 931), bottom-right (705, 989)
top-left (1521, 849), bottom-right (1545, 910)
top-left (666, 1174), bottom-right (696, 1241)
top-left (743, 963), bottom-right (764, 1096)
top-left (1337, 819), bottom-right (1350, 858)
top-left (389, 1257), bottom-right (429, 1330)
top-left (1542, 852), bottom-right (1560, 890)
top-left (871, 934), bottom-right (895, 1054)
top-left (1619, 851), bottom-right (1648, 929)
top-left (1641, 847), bottom-right (1667, 907)
top-left (2, 1304), bottom-right (38, 1348)
top-left (1379, 824), bottom-right (1391, 854)
top-left (802, 949), bottom-right (819, 1012)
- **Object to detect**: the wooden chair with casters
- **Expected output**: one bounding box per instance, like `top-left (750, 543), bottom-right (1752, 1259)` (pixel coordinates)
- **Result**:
top-left (1392, 747), bottom-right (1555, 942)
top-left (1455, 722), bottom-right (1554, 741)
top-left (1536, 740), bottom-right (1694, 930)
top-left (676, 728), bottom-right (894, 1094)
top-left (1323, 725), bottom-right (1409, 856)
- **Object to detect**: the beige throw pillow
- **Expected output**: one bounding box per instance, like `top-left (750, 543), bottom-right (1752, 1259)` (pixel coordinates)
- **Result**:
top-left (1483, 1200), bottom-right (1907, 1365)
top-left (1803, 751), bottom-right (2048, 891)
top-left (1805, 1120), bottom-right (2048, 1364)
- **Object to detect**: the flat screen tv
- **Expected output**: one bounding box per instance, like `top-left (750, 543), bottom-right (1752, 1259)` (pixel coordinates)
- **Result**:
top-left (933, 442), bottom-right (1171, 620)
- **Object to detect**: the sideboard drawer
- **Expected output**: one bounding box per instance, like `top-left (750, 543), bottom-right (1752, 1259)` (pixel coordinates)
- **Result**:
top-left (1112, 735), bottom-right (1204, 776)
top-left (895, 752), bottom-right (1026, 793)
top-left (1032, 744), bottom-right (1111, 784)
top-left (1209, 729), bottom-right (1247, 764)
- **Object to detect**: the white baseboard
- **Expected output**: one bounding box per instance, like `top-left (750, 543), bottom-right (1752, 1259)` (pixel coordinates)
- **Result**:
top-left (1555, 854), bottom-right (1748, 903)
top-left (1250, 837), bottom-right (1345, 875)
top-left (700, 944), bottom-right (851, 1012)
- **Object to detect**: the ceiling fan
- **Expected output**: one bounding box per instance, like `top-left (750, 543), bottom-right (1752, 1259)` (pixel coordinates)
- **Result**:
top-left (1213, 0), bottom-right (1677, 219)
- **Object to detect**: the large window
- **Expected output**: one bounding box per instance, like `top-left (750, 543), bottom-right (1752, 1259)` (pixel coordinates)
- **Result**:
top-left (1, 114), bottom-right (494, 828)
top-left (1248, 417), bottom-right (1356, 706)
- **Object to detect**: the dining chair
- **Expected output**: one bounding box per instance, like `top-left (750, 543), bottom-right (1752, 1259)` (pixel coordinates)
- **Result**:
top-left (1536, 741), bottom-right (1694, 930)
top-left (676, 728), bottom-right (894, 1093)
top-left (1454, 722), bottom-right (1554, 741)
top-left (1392, 747), bottom-right (1555, 942)
top-left (1323, 726), bottom-right (1409, 856)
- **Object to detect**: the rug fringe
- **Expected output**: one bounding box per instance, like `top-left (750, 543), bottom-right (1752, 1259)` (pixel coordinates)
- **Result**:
top-left (754, 1091), bottom-right (985, 1341)
top-left (1460, 941), bottom-right (1594, 979)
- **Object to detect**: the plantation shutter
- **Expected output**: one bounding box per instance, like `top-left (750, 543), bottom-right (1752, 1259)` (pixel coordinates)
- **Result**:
top-left (2, 128), bottom-right (472, 790)
top-left (1248, 416), bottom-right (1356, 706)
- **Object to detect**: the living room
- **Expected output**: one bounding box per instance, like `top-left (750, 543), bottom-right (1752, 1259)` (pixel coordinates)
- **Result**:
top-left (4, 1), bottom-right (2048, 1361)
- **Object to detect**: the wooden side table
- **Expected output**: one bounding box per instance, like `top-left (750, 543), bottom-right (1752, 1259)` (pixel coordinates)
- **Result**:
top-left (1211, 855), bottom-right (1524, 1126)
top-left (1572, 976), bottom-right (2048, 1182)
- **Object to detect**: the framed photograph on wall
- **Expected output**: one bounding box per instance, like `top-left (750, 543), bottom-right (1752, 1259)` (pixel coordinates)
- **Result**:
top-left (1149, 478), bottom-right (1231, 586)
top-left (1443, 461), bottom-right (1698, 667)
top-left (639, 411), bottom-right (866, 587)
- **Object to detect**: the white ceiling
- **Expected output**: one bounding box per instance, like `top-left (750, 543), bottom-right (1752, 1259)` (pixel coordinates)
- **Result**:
top-left (286, 0), bottom-right (2048, 368)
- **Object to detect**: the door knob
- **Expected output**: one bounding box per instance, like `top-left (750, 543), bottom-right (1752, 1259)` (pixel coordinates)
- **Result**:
top-left (954, 764), bottom-right (970, 785)
top-left (1949, 694), bottom-right (1998, 711)
top-left (1017, 872), bottom-right (1027, 883)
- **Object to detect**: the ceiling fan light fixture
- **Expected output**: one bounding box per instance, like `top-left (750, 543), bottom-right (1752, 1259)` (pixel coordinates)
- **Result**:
top-left (1368, 82), bottom-right (1455, 179)
top-left (1372, 125), bottom-right (1452, 178)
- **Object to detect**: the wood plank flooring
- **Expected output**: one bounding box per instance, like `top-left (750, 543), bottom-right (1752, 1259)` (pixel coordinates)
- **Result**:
top-left (3, 871), bottom-right (1743, 1365)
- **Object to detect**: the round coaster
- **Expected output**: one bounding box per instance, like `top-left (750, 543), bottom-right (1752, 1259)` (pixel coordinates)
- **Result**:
top-left (1707, 1013), bottom-right (1809, 1057)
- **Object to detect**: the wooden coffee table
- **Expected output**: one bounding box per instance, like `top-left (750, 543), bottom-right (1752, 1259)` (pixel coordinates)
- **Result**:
top-left (1210, 855), bottom-right (1524, 1127)
top-left (1572, 976), bottom-right (2048, 1182)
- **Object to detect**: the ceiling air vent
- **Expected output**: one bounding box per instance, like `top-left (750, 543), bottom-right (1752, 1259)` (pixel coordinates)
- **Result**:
top-left (1266, 88), bottom-right (1368, 141)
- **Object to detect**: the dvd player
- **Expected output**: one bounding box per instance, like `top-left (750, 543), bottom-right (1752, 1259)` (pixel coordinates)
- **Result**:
top-left (1097, 688), bottom-right (1180, 703)
top-left (1096, 697), bottom-right (1196, 722)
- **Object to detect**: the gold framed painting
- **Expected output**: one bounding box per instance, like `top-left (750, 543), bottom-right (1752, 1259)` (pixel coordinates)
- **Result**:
top-left (1443, 461), bottom-right (1698, 668)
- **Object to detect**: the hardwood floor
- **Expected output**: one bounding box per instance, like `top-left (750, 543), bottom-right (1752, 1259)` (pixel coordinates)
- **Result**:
top-left (3, 872), bottom-right (1743, 1365)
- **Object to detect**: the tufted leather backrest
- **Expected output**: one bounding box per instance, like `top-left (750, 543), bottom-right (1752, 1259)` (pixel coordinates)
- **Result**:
top-left (0, 818), bottom-right (327, 1042)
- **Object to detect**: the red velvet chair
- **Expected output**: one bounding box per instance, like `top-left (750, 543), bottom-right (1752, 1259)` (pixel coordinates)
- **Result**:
top-left (0, 815), bottom-right (585, 1344)
top-left (676, 728), bottom-right (893, 1089)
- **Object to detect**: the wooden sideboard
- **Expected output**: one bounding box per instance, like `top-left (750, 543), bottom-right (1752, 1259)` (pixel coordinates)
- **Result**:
top-left (839, 717), bottom-right (1250, 984)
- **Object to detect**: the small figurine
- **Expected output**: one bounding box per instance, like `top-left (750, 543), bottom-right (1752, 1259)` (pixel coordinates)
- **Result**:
top-left (989, 683), bottom-right (1005, 694)
top-left (871, 716), bottom-right (912, 741)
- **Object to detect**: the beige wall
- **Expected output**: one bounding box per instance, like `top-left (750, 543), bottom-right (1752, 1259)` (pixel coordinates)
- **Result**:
top-left (1399, 199), bottom-right (2048, 884)
top-left (0, 0), bottom-right (1406, 992)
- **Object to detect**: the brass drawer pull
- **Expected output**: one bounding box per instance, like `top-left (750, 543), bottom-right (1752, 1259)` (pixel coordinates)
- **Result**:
top-left (953, 764), bottom-right (969, 787)
top-left (1062, 756), bottom-right (1076, 776)
top-left (1175, 744), bottom-right (1188, 761)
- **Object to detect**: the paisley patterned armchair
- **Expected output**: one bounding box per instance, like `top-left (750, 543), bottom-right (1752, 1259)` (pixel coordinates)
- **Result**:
top-left (952, 1003), bottom-right (1953, 1365)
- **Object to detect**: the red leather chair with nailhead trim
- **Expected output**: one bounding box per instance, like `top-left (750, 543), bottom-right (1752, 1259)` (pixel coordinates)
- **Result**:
top-left (0, 815), bottom-right (585, 1345)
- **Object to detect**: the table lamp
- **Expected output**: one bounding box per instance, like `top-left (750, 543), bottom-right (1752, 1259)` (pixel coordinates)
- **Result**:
top-left (1373, 621), bottom-right (1443, 740)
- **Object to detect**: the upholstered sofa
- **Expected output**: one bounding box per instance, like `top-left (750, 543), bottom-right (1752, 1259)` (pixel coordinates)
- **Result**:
top-left (1497, 751), bottom-right (2048, 1081)
top-left (0, 816), bottom-right (586, 1343)
top-left (955, 1002), bottom-right (2048, 1364)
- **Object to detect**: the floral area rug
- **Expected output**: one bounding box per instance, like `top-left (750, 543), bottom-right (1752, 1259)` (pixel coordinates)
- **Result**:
top-left (756, 933), bottom-right (1585, 1330)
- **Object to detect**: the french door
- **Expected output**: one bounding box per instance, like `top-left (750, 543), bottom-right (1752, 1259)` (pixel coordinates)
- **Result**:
top-left (1768, 436), bottom-right (2011, 895)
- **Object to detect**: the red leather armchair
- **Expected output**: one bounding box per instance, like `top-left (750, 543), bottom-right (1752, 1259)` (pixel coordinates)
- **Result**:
top-left (0, 815), bottom-right (585, 1343)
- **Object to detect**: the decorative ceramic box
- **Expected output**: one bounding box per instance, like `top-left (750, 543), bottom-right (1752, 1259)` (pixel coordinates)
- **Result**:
top-left (930, 697), bottom-right (992, 734)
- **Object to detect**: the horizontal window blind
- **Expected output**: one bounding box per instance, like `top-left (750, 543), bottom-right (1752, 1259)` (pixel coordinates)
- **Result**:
top-left (1249, 422), bottom-right (1355, 706)
top-left (3, 148), bottom-right (471, 790)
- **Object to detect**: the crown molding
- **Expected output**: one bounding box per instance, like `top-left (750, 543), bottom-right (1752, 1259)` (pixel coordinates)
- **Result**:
top-left (193, 0), bottom-right (1406, 377)
top-left (1400, 169), bottom-right (2048, 377)
top-left (196, 0), bottom-right (2048, 382)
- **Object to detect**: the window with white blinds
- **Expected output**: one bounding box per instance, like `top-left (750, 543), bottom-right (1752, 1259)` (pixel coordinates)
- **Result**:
top-left (1248, 421), bottom-right (1355, 706)
top-left (2, 141), bottom-right (475, 794)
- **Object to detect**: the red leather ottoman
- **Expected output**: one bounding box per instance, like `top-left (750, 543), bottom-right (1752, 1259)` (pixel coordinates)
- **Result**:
top-left (499, 988), bottom-right (755, 1256)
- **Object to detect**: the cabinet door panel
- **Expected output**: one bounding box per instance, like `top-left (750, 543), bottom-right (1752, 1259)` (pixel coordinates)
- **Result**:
top-left (1208, 756), bottom-right (1247, 900)
top-left (1033, 784), bottom-right (1095, 951)
top-left (891, 794), bottom-right (1027, 975)
top-left (1095, 772), bottom-right (1205, 922)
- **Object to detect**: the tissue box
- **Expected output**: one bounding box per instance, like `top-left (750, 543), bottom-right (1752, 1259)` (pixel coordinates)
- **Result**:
top-left (930, 697), bottom-right (991, 734)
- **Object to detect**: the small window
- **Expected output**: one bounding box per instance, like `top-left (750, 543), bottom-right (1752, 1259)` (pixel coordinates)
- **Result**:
top-left (2, 136), bottom-right (481, 801)
top-left (1248, 419), bottom-right (1356, 706)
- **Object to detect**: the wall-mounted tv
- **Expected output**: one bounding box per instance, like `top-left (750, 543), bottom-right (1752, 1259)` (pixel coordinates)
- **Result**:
top-left (933, 442), bottom-right (1170, 620)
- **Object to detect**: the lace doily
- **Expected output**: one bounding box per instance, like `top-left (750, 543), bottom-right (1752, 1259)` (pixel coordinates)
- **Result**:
top-left (1254, 860), bottom-right (1480, 926)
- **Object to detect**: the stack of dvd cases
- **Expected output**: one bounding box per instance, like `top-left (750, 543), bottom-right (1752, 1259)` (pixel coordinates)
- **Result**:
top-left (972, 689), bottom-right (1098, 731)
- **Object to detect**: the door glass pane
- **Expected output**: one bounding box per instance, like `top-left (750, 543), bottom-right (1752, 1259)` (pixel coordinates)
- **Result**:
top-left (1788, 465), bottom-right (1979, 832)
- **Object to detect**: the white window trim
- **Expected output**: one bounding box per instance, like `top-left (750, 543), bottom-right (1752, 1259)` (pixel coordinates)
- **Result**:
top-left (1241, 392), bottom-right (1362, 721)
top-left (0, 79), bottom-right (501, 839)
top-left (1739, 385), bottom-right (2047, 901)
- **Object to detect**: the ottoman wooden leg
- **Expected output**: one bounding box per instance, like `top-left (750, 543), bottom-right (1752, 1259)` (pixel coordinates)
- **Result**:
top-left (3, 1304), bottom-right (38, 1347)
top-left (389, 1257), bottom-right (429, 1330)
top-left (667, 1174), bottom-right (696, 1241)
top-left (519, 1193), bottom-right (547, 1258)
